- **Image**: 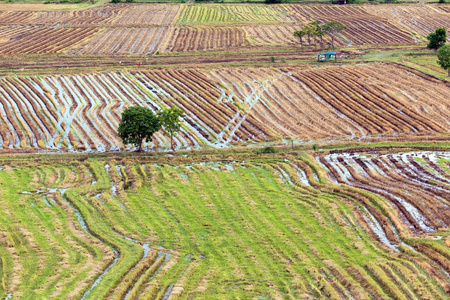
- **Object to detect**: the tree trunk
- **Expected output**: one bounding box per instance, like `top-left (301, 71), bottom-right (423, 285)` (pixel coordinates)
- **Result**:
top-left (138, 140), bottom-right (143, 152)
top-left (171, 135), bottom-right (174, 151)
top-left (331, 35), bottom-right (335, 48)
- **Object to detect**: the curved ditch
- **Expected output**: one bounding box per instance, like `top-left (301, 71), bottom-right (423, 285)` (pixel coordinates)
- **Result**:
top-left (46, 188), bottom-right (120, 300)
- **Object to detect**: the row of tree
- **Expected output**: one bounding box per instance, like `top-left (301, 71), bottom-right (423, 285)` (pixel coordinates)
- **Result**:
top-left (294, 21), bottom-right (346, 49)
top-left (118, 106), bottom-right (184, 152)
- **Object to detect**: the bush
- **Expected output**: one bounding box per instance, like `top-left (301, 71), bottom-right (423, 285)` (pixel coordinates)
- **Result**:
top-left (257, 146), bottom-right (276, 154)
top-left (427, 28), bottom-right (447, 50)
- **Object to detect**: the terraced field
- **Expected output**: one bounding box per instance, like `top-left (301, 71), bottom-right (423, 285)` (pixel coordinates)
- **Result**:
top-left (0, 3), bottom-right (449, 55)
top-left (0, 149), bottom-right (448, 299)
top-left (0, 63), bottom-right (448, 152)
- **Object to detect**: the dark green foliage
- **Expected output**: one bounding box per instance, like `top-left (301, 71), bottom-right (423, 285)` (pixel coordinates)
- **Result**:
top-left (437, 44), bottom-right (450, 76)
top-left (158, 107), bottom-right (184, 151)
top-left (270, 56), bottom-right (275, 63)
top-left (265, 0), bottom-right (280, 4)
top-left (111, 0), bottom-right (121, 3)
top-left (257, 146), bottom-right (276, 154)
top-left (118, 106), bottom-right (161, 151)
top-left (313, 144), bottom-right (317, 151)
top-left (427, 28), bottom-right (447, 50)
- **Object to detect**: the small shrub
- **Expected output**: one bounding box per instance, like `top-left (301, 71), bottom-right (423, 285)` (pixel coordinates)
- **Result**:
top-left (312, 144), bottom-right (317, 151)
top-left (270, 56), bottom-right (276, 63)
top-left (257, 146), bottom-right (276, 154)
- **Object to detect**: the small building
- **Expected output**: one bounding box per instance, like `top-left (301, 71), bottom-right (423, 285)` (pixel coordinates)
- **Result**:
top-left (317, 52), bottom-right (342, 62)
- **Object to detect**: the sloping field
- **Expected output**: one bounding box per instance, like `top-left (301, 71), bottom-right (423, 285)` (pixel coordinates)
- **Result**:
top-left (290, 5), bottom-right (414, 46)
top-left (317, 150), bottom-right (450, 233)
top-left (0, 150), bottom-right (448, 298)
top-left (0, 63), bottom-right (448, 152)
top-left (365, 5), bottom-right (450, 42)
top-left (0, 4), bottom-right (448, 55)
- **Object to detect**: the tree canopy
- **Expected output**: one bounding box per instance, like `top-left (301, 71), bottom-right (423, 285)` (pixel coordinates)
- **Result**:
top-left (118, 106), bottom-right (161, 151)
top-left (294, 21), bottom-right (345, 49)
top-left (437, 44), bottom-right (450, 76)
top-left (427, 28), bottom-right (447, 50)
top-left (322, 22), bottom-right (346, 48)
top-left (293, 30), bottom-right (306, 48)
top-left (158, 107), bottom-right (184, 151)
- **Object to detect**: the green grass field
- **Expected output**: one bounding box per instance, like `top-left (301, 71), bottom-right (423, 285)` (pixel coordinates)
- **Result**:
top-left (0, 148), bottom-right (449, 299)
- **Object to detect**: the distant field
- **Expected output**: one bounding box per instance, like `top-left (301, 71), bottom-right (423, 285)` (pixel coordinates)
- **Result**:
top-left (0, 148), bottom-right (448, 299)
top-left (0, 4), bottom-right (449, 55)
top-left (0, 63), bottom-right (448, 151)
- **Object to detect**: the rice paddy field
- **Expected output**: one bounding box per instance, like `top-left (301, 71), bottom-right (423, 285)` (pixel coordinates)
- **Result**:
top-left (0, 3), bottom-right (449, 54)
top-left (0, 148), bottom-right (449, 299)
top-left (0, 2), bottom-right (450, 300)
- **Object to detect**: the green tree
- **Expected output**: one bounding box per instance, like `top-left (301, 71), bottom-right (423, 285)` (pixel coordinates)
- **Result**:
top-left (311, 20), bottom-right (325, 46)
top-left (427, 28), bottom-right (447, 50)
top-left (322, 21), bottom-right (346, 48)
top-left (304, 24), bottom-right (314, 45)
top-left (437, 44), bottom-right (450, 76)
top-left (158, 107), bottom-right (184, 151)
top-left (293, 30), bottom-right (305, 48)
top-left (118, 106), bottom-right (161, 152)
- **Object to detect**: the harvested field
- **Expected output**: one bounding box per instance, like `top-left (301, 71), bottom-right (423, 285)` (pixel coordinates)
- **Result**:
top-left (0, 11), bottom-right (35, 25)
top-left (75, 27), bottom-right (173, 55)
top-left (290, 5), bottom-right (414, 46)
top-left (317, 150), bottom-right (450, 234)
top-left (0, 150), bottom-right (448, 298)
top-left (110, 4), bottom-right (180, 26)
top-left (0, 4), bottom-right (448, 55)
top-left (166, 26), bottom-right (248, 52)
top-left (244, 24), bottom-right (299, 46)
top-left (0, 63), bottom-right (448, 151)
top-left (365, 5), bottom-right (450, 42)
top-left (0, 26), bottom-right (98, 55)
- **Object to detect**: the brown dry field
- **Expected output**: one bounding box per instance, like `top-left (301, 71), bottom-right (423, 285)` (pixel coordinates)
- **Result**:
top-left (0, 62), bottom-right (448, 152)
top-left (0, 3), bottom-right (448, 56)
